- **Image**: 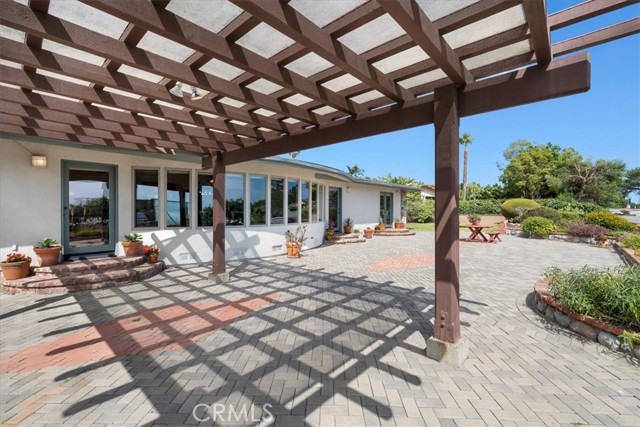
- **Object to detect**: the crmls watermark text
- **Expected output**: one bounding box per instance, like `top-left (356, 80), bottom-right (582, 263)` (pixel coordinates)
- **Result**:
top-left (192, 403), bottom-right (274, 423)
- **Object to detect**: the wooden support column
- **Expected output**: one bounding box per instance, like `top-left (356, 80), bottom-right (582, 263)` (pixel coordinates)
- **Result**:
top-left (210, 152), bottom-right (228, 283)
top-left (426, 84), bottom-right (468, 365)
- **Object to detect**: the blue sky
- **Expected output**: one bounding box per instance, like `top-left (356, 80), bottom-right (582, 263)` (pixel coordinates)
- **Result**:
top-left (292, 2), bottom-right (640, 187)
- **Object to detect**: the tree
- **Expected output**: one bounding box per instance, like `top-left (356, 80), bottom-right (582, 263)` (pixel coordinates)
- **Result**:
top-left (346, 164), bottom-right (365, 177)
top-left (459, 133), bottom-right (473, 201)
top-left (378, 174), bottom-right (423, 203)
top-left (290, 151), bottom-right (300, 159)
top-left (622, 167), bottom-right (640, 199)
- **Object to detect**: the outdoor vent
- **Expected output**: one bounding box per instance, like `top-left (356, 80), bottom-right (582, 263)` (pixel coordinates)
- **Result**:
top-left (272, 245), bottom-right (283, 252)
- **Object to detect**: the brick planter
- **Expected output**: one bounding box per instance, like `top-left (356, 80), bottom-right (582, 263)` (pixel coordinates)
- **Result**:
top-left (613, 242), bottom-right (639, 265)
top-left (533, 279), bottom-right (639, 359)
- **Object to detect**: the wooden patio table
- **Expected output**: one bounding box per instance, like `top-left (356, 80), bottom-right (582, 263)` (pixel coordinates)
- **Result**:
top-left (459, 224), bottom-right (492, 242)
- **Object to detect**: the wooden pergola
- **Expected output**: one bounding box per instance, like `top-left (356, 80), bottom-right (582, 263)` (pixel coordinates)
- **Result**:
top-left (1, 0), bottom-right (638, 361)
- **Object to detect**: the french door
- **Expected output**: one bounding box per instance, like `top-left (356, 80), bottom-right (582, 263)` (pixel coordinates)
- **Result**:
top-left (62, 161), bottom-right (117, 256)
top-left (380, 192), bottom-right (393, 226)
top-left (328, 187), bottom-right (342, 230)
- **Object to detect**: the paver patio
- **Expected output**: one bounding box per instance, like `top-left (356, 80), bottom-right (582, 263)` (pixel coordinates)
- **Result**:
top-left (1, 234), bottom-right (638, 426)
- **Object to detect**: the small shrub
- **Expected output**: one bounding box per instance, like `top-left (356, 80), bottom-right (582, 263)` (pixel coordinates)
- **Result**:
top-left (522, 216), bottom-right (556, 235)
top-left (621, 233), bottom-right (640, 254)
top-left (517, 207), bottom-right (562, 224)
top-left (567, 222), bottom-right (608, 239)
top-left (545, 265), bottom-right (640, 331)
top-left (585, 211), bottom-right (638, 232)
top-left (407, 199), bottom-right (435, 223)
top-left (537, 199), bottom-right (601, 215)
top-left (501, 198), bottom-right (540, 219)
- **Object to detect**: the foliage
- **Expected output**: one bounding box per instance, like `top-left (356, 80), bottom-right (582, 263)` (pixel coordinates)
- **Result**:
top-left (346, 164), bottom-right (365, 177)
top-left (622, 167), bottom-right (640, 198)
top-left (3, 252), bottom-right (31, 263)
top-left (377, 174), bottom-right (423, 203)
top-left (545, 265), bottom-right (640, 331)
top-left (289, 151), bottom-right (300, 159)
top-left (143, 245), bottom-right (160, 256)
top-left (459, 199), bottom-right (502, 215)
top-left (585, 211), bottom-right (638, 232)
top-left (516, 207), bottom-right (562, 224)
top-left (500, 198), bottom-right (540, 219)
top-left (536, 199), bottom-right (601, 215)
top-left (467, 214), bottom-right (481, 223)
top-left (285, 225), bottom-right (308, 247)
top-left (407, 199), bottom-right (435, 223)
top-left (567, 222), bottom-right (608, 239)
top-left (343, 217), bottom-right (353, 227)
top-left (35, 238), bottom-right (59, 248)
top-left (123, 232), bottom-right (143, 242)
top-left (620, 233), bottom-right (640, 254)
top-left (522, 216), bottom-right (556, 235)
top-left (200, 206), bottom-right (213, 226)
top-left (459, 132), bottom-right (473, 201)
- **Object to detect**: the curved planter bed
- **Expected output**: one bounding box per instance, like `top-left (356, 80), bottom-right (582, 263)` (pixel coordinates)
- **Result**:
top-left (533, 279), bottom-right (640, 360)
top-left (613, 242), bottom-right (640, 265)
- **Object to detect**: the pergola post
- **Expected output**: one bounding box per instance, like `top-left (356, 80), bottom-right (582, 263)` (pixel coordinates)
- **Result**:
top-left (209, 153), bottom-right (229, 283)
top-left (426, 84), bottom-right (468, 365)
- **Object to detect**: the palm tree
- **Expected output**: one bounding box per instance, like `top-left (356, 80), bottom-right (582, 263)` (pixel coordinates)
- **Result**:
top-left (459, 133), bottom-right (473, 201)
top-left (346, 164), bottom-right (365, 177)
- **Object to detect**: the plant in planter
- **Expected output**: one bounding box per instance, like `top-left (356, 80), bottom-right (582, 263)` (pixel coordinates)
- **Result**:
top-left (121, 233), bottom-right (143, 257)
top-left (1, 252), bottom-right (32, 280)
top-left (353, 228), bottom-right (360, 236)
top-left (343, 217), bottom-right (354, 234)
top-left (394, 217), bottom-right (404, 229)
top-left (285, 225), bottom-right (307, 258)
top-left (364, 227), bottom-right (374, 239)
top-left (326, 220), bottom-right (335, 232)
top-left (378, 217), bottom-right (385, 231)
top-left (34, 237), bottom-right (62, 267)
top-left (467, 214), bottom-right (482, 225)
top-left (143, 244), bottom-right (160, 263)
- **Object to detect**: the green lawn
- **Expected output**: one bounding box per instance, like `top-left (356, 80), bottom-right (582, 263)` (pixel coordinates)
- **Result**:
top-left (406, 222), bottom-right (435, 232)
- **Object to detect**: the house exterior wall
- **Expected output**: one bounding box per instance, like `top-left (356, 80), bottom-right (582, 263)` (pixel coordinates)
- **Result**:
top-left (1, 138), bottom-right (406, 266)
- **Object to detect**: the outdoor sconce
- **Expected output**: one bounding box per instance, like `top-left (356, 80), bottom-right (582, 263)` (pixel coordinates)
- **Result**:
top-left (347, 186), bottom-right (351, 193)
top-left (31, 155), bottom-right (47, 168)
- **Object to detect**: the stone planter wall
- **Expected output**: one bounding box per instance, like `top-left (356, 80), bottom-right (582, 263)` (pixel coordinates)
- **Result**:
top-left (534, 280), bottom-right (640, 360)
top-left (507, 229), bottom-right (617, 246)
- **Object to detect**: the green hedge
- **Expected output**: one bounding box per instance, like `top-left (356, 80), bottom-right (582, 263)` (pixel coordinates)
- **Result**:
top-left (407, 199), bottom-right (435, 223)
top-left (522, 216), bottom-right (556, 235)
top-left (536, 199), bottom-right (601, 215)
top-left (585, 211), bottom-right (638, 232)
top-left (501, 198), bottom-right (540, 219)
top-left (459, 199), bottom-right (502, 215)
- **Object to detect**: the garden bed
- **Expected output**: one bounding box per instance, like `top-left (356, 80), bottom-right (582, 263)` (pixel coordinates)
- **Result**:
top-left (613, 242), bottom-right (640, 265)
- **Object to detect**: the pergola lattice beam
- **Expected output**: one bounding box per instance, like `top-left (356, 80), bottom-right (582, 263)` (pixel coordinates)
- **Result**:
top-left (523, 0), bottom-right (552, 65)
top-left (377, 0), bottom-right (473, 85)
top-left (229, 0), bottom-right (408, 102)
top-left (549, 0), bottom-right (639, 30)
top-left (433, 0), bottom-right (522, 34)
top-left (552, 18), bottom-right (640, 57)
top-left (221, 53), bottom-right (591, 166)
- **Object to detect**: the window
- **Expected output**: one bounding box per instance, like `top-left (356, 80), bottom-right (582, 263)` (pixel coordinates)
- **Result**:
top-left (287, 179), bottom-right (298, 224)
top-left (198, 173), bottom-right (213, 226)
top-left (311, 183), bottom-right (318, 222)
top-left (134, 169), bottom-right (159, 227)
top-left (318, 185), bottom-right (324, 222)
top-left (226, 174), bottom-right (244, 226)
top-left (165, 170), bottom-right (190, 227)
top-left (250, 175), bottom-right (267, 226)
top-left (301, 181), bottom-right (310, 223)
top-left (270, 178), bottom-right (284, 225)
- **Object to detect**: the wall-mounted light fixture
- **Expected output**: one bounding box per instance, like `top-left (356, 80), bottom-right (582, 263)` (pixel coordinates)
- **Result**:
top-left (31, 155), bottom-right (47, 168)
top-left (169, 82), bottom-right (183, 97)
top-left (191, 88), bottom-right (205, 100)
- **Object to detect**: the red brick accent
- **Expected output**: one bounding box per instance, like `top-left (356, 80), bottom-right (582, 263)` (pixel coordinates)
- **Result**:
top-left (0, 294), bottom-right (279, 373)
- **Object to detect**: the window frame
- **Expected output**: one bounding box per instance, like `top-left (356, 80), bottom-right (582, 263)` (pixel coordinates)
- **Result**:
top-left (165, 168), bottom-right (192, 229)
top-left (197, 172), bottom-right (214, 228)
top-left (132, 167), bottom-right (161, 230)
top-left (225, 172), bottom-right (246, 227)
top-left (249, 174), bottom-right (268, 227)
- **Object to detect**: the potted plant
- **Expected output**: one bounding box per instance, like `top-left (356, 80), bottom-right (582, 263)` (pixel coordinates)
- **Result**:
top-left (343, 217), bottom-right (354, 234)
top-left (353, 228), bottom-right (360, 236)
top-left (394, 217), bottom-right (404, 229)
top-left (121, 233), bottom-right (143, 257)
top-left (326, 220), bottom-right (335, 233)
top-left (33, 238), bottom-right (62, 267)
top-left (364, 227), bottom-right (374, 239)
top-left (378, 217), bottom-right (385, 231)
top-left (467, 214), bottom-right (481, 225)
top-left (1, 252), bottom-right (32, 280)
top-left (143, 244), bottom-right (160, 263)
top-left (285, 225), bottom-right (307, 258)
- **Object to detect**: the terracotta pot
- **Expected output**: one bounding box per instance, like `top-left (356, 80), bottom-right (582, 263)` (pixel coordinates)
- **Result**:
top-left (394, 221), bottom-right (404, 229)
top-left (121, 240), bottom-right (143, 257)
top-left (148, 254), bottom-right (158, 263)
top-left (34, 246), bottom-right (62, 267)
top-left (343, 225), bottom-right (353, 234)
top-left (364, 229), bottom-right (373, 239)
top-left (325, 232), bottom-right (334, 241)
top-left (286, 243), bottom-right (301, 258)
top-left (378, 223), bottom-right (385, 231)
top-left (1, 260), bottom-right (31, 280)
top-left (470, 220), bottom-right (480, 226)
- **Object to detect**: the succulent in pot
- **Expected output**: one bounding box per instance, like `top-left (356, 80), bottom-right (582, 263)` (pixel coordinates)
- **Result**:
top-left (121, 233), bottom-right (143, 257)
top-left (285, 225), bottom-right (308, 258)
top-left (343, 217), bottom-right (354, 234)
top-left (33, 238), bottom-right (62, 267)
top-left (467, 214), bottom-right (482, 225)
top-left (394, 217), bottom-right (404, 229)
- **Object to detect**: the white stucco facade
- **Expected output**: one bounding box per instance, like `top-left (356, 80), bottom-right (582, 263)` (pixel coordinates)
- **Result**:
top-left (1, 137), bottom-right (412, 266)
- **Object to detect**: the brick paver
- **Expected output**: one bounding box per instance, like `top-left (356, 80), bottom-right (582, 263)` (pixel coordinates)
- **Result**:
top-left (1, 233), bottom-right (638, 426)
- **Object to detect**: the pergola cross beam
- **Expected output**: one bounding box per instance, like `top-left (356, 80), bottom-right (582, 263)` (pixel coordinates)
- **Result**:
top-left (523, 0), bottom-right (552, 65)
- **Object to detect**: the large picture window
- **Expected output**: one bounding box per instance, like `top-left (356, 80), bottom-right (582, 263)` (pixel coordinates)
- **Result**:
top-left (134, 169), bottom-right (159, 227)
top-left (301, 181), bottom-right (310, 223)
top-left (198, 174), bottom-right (213, 227)
top-left (287, 179), bottom-right (298, 224)
top-left (166, 170), bottom-right (190, 227)
top-left (226, 174), bottom-right (245, 226)
top-left (270, 178), bottom-right (284, 225)
top-left (250, 175), bottom-right (267, 226)
top-left (311, 183), bottom-right (318, 222)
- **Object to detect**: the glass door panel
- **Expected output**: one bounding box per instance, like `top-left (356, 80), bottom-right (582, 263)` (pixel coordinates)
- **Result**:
top-left (328, 187), bottom-right (341, 230)
top-left (380, 192), bottom-right (393, 226)
top-left (63, 162), bottom-right (116, 255)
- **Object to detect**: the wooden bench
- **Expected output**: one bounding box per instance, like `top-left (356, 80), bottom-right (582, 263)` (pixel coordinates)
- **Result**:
top-left (487, 231), bottom-right (502, 243)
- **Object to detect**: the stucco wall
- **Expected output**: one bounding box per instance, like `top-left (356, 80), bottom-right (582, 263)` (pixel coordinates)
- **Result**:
top-left (1, 138), bottom-right (406, 265)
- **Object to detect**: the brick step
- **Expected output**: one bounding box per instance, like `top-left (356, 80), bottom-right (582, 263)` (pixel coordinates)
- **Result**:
top-left (33, 256), bottom-right (146, 276)
top-left (374, 229), bottom-right (416, 236)
top-left (325, 233), bottom-right (366, 244)
top-left (2, 262), bottom-right (163, 294)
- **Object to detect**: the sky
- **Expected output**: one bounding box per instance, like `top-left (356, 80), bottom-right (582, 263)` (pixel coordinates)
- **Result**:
top-left (290, 2), bottom-right (640, 188)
